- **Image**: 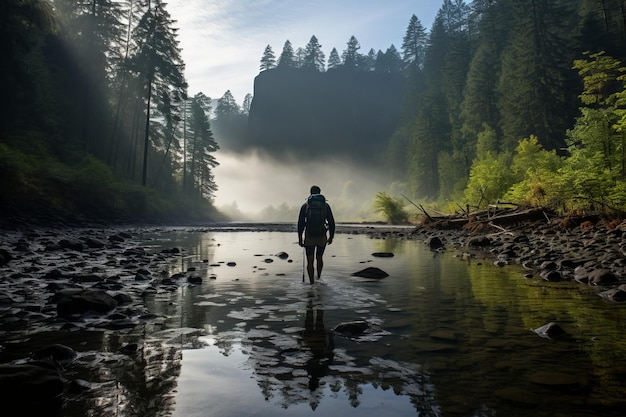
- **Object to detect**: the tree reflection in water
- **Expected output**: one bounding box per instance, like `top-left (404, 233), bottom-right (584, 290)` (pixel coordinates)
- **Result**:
top-left (206, 285), bottom-right (442, 416)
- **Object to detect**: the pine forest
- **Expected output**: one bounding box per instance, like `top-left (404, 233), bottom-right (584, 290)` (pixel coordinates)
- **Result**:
top-left (2, 0), bottom-right (626, 223)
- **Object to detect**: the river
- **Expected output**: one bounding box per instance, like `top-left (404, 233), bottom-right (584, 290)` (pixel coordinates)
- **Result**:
top-left (57, 227), bottom-right (626, 416)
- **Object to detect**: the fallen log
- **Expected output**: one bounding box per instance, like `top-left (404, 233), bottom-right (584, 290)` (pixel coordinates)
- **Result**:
top-left (486, 207), bottom-right (547, 226)
top-left (422, 207), bottom-right (550, 231)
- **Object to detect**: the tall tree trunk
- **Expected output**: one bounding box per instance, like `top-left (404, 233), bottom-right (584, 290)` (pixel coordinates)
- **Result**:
top-left (108, 0), bottom-right (135, 166)
top-left (141, 74), bottom-right (153, 186)
top-left (182, 101), bottom-right (188, 197)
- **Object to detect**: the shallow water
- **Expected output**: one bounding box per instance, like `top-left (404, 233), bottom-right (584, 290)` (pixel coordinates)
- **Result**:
top-left (68, 229), bottom-right (626, 416)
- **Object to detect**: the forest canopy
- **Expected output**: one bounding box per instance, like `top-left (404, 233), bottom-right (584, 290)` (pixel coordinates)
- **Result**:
top-left (1, 0), bottom-right (222, 223)
top-left (3, 0), bottom-right (626, 225)
top-left (248, 0), bottom-right (626, 218)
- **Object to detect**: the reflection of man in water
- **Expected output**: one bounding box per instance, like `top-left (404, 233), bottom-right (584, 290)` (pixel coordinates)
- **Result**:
top-left (302, 300), bottom-right (334, 391)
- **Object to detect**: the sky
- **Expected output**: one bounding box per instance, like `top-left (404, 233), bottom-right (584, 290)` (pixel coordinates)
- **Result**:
top-left (164, 0), bottom-right (443, 217)
top-left (167, 0), bottom-right (442, 103)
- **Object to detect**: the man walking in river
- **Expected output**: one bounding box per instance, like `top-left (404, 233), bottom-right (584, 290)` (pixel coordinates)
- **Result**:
top-left (298, 185), bottom-right (335, 284)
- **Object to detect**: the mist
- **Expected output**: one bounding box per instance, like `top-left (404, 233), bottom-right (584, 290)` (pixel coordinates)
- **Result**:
top-left (214, 149), bottom-right (391, 223)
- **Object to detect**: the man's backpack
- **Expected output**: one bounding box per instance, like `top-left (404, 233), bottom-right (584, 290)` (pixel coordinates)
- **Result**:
top-left (305, 194), bottom-right (327, 238)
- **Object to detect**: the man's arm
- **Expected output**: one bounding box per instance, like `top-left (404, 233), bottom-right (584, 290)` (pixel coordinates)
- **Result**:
top-left (297, 204), bottom-right (306, 245)
top-left (326, 203), bottom-right (335, 243)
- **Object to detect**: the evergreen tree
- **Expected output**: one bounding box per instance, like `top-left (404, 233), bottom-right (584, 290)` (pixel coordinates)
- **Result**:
top-left (328, 47), bottom-right (341, 69)
top-left (187, 92), bottom-right (219, 200)
top-left (406, 102), bottom-right (447, 198)
top-left (131, 0), bottom-right (187, 186)
top-left (342, 35), bottom-right (362, 69)
top-left (365, 48), bottom-right (377, 71)
top-left (405, 15), bottom-right (451, 199)
top-left (441, 0), bottom-right (472, 157)
top-left (295, 47), bottom-right (306, 67)
top-left (278, 40), bottom-right (295, 67)
top-left (498, 0), bottom-right (577, 151)
top-left (375, 45), bottom-right (403, 73)
top-left (401, 14), bottom-right (428, 69)
top-left (578, 0), bottom-right (626, 58)
top-left (0, 0), bottom-right (56, 136)
top-left (303, 35), bottom-right (325, 71)
top-left (54, 0), bottom-right (126, 156)
top-left (215, 90), bottom-right (241, 120)
top-left (260, 44), bottom-right (276, 71)
top-left (242, 93), bottom-right (253, 115)
top-left (460, 0), bottom-right (514, 148)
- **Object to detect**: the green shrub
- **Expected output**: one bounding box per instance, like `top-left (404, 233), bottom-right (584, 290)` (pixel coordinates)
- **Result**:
top-left (373, 192), bottom-right (409, 224)
top-left (70, 156), bottom-right (120, 209)
top-left (0, 144), bottom-right (36, 193)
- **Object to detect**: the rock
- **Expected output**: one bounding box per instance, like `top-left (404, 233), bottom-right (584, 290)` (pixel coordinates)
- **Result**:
top-left (43, 269), bottom-right (65, 280)
top-left (588, 269), bottom-right (618, 285)
top-left (33, 344), bottom-right (77, 366)
top-left (467, 236), bottom-right (492, 247)
top-left (533, 322), bottom-right (566, 339)
top-left (0, 248), bottom-right (12, 266)
top-left (372, 252), bottom-right (394, 257)
top-left (540, 261), bottom-right (558, 271)
top-left (426, 236), bottom-right (444, 249)
top-left (351, 267), bottom-right (389, 279)
top-left (0, 363), bottom-right (64, 415)
top-left (187, 276), bottom-right (202, 284)
top-left (55, 289), bottom-right (118, 318)
top-left (84, 238), bottom-right (105, 249)
top-left (113, 293), bottom-right (133, 305)
top-left (333, 321), bottom-right (370, 336)
top-left (59, 238), bottom-right (84, 251)
top-left (275, 251), bottom-right (289, 259)
top-left (162, 247), bottom-right (180, 254)
top-left (599, 287), bottom-right (626, 302)
top-left (540, 270), bottom-right (563, 282)
top-left (108, 234), bottom-right (125, 243)
top-left (119, 343), bottom-right (139, 355)
top-left (134, 271), bottom-right (151, 281)
top-left (123, 247), bottom-right (146, 256)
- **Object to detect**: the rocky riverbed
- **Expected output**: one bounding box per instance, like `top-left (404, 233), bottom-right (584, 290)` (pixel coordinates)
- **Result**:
top-left (1, 219), bottom-right (625, 416)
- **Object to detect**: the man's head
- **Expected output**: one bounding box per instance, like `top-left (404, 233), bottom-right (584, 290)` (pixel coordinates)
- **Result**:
top-left (310, 185), bottom-right (321, 195)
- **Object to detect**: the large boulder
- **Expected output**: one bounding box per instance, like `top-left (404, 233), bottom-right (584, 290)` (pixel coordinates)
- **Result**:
top-left (426, 236), bottom-right (444, 249)
top-left (0, 248), bottom-right (12, 266)
top-left (533, 322), bottom-right (566, 340)
top-left (467, 236), bottom-right (492, 247)
top-left (600, 287), bottom-right (626, 302)
top-left (332, 320), bottom-right (387, 341)
top-left (351, 267), bottom-right (389, 279)
top-left (333, 321), bottom-right (370, 337)
top-left (32, 344), bottom-right (77, 366)
top-left (54, 289), bottom-right (118, 318)
top-left (588, 269), bottom-right (618, 285)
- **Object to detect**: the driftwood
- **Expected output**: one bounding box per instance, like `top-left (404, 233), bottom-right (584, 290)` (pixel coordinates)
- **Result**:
top-left (418, 203), bottom-right (622, 234)
top-left (421, 206), bottom-right (551, 232)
